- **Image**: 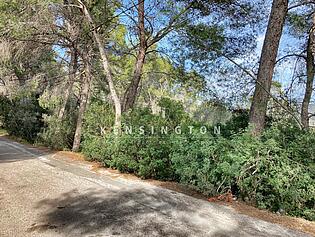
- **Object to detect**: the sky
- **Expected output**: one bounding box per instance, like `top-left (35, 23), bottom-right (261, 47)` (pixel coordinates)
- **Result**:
top-left (150, 0), bottom-right (311, 106)
top-left (52, 0), bottom-right (312, 106)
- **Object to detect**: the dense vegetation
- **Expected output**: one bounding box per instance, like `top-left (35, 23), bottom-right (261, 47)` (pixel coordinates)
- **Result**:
top-left (0, 0), bottom-right (315, 221)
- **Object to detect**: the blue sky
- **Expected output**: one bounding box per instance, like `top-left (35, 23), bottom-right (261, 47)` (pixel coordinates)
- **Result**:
top-left (53, 0), bottom-right (312, 105)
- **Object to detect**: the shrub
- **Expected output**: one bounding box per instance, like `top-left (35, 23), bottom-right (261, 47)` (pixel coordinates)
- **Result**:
top-left (170, 129), bottom-right (315, 220)
top-left (264, 120), bottom-right (315, 167)
top-left (237, 134), bottom-right (315, 220)
top-left (37, 91), bottom-right (78, 150)
top-left (158, 97), bottom-right (188, 126)
top-left (4, 94), bottom-right (45, 142)
top-left (82, 107), bottom-right (177, 179)
top-left (83, 99), bottom-right (114, 137)
top-left (220, 109), bottom-right (249, 137)
top-left (170, 131), bottom-right (250, 196)
top-left (82, 99), bottom-right (187, 180)
top-left (82, 100), bottom-right (315, 221)
top-left (0, 95), bottom-right (11, 127)
top-left (38, 113), bottom-right (76, 150)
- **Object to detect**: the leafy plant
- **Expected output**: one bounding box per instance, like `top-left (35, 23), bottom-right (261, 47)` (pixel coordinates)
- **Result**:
top-left (4, 93), bottom-right (45, 142)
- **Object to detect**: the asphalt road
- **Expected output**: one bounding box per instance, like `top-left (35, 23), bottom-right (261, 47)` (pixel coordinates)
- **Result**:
top-left (0, 137), bottom-right (312, 237)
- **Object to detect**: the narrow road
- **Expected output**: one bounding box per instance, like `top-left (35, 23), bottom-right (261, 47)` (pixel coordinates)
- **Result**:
top-left (0, 137), bottom-right (312, 237)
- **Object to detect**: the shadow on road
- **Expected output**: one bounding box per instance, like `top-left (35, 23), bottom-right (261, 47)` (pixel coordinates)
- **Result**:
top-left (0, 153), bottom-right (34, 163)
top-left (33, 188), bottom-right (240, 237)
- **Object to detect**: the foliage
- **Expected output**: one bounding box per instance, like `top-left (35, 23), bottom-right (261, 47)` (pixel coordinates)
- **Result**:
top-left (220, 109), bottom-right (249, 137)
top-left (0, 95), bottom-right (11, 127)
top-left (35, 88), bottom-right (78, 150)
top-left (237, 129), bottom-right (315, 220)
top-left (82, 104), bottom-right (315, 220)
top-left (238, 140), bottom-right (315, 220)
top-left (3, 93), bottom-right (45, 142)
top-left (82, 98), bottom-right (188, 179)
top-left (83, 99), bottom-right (115, 137)
top-left (38, 113), bottom-right (76, 150)
top-left (171, 127), bottom-right (315, 220)
top-left (170, 131), bottom-right (230, 194)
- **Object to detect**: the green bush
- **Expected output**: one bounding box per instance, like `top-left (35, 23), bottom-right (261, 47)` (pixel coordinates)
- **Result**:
top-left (37, 91), bottom-right (78, 150)
top-left (170, 131), bottom-right (253, 196)
top-left (0, 95), bottom-right (11, 127)
top-left (78, 99), bottom-right (315, 221)
top-left (236, 134), bottom-right (315, 220)
top-left (82, 98), bottom-right (188, 179)
top-left (264, 120), bottom-right (315, 167)
top-left (4, 94), bottom-right (45, 142)
top-left (170, 129), bottom-right (315, 220)
top-left (82, 107), bottom-right (177, 179)
top-left (83, 99), bottom-right (115, 137)
top-left (220, 109), bottom-right (249, 137)
top-left (38, 113), bottom-right (76, 150)
top-left (158, 97), bottom-right (188, 126)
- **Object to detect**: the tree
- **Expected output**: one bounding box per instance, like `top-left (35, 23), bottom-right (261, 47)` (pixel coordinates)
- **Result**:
top-left (249, 0), bottom-right (288, 135)
top-left (301, 17), bottom-right (315, 129)
top-left (268, 0), bottom-right (315, 130)
top-left (121, 0), bottom-right (146, 112)
top-left (72, 45), bottom-right (92, 151)
top-left (121, 0), bottom-right (193, 112)
top-left (78, 0), bottom-right (122, 133)
top-left (58, 0), bottom-right (80, 120)
top-left (168, 0), bottom-right (262, 110)
top-left (0, 0), bottom-right (61, 96)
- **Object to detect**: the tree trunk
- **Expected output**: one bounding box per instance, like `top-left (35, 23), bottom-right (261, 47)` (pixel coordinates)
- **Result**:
top-left (58, 49), bottom-right (78, 120)
top-left (79, 0), bottom-right (122, 133)
top-left (72, 51), bottom-right (92, 152)
top-left (249, 0), bottom-right (288, 136)
top-left (58, 0), bottom-right (78, 120)
top-left (123, 49), bottom-right (146, 112)
top-left (122, 0), bottom-right (146, 112)
top-left (301, 22), bottom-right (315, 129)
top-left (93, 31), bottom-right (122, 133)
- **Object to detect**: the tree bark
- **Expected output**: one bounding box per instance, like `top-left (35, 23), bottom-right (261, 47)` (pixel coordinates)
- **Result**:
top-left (78, 0), bottom-right (122, 133)
top-left (249, 0), bottom-right (288, 136)
top-left (123, 48), bottom-right (146, 112)
top-left (301, 21), bottom-right (315, 129)
top-left (72, 50), bottom-right (92, 152)
top-left (122, 0), bottom-right (146, 112)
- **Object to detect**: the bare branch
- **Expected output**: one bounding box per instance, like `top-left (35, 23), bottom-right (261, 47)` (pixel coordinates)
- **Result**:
top-left (221, 53), bottom-right (303, 128)
top-left (147, 2), bottom-right (194, 48)
top-left (288, 0), bottom-right (315, 11)
top-left (276, 53), bottom-right (306, 64)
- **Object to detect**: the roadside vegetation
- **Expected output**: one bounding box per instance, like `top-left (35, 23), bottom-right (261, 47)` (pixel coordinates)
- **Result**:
top-left (0, 0), bottom-right (315, 221)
